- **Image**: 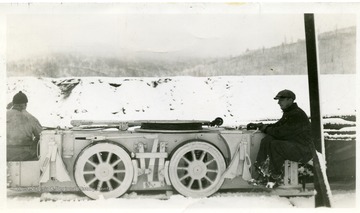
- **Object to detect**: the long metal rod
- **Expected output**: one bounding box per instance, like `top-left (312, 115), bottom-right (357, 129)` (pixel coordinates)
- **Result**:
top-left (304, 13), bottom-right (331, 208)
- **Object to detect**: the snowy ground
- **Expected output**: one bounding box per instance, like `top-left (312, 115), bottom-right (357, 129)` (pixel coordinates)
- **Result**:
top-left (3, 74), bottom-right (357, 210)
top-left (5, 188), bottom-right (357, 210)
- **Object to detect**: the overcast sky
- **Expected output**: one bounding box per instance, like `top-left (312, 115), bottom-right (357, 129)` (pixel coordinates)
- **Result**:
top-left (5, 5), bottom-right (357, 61)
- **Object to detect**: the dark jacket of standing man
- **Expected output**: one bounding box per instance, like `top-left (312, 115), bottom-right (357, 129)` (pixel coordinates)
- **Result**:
top-left (7, 91), bottom-right (43, 161)
top-left (253, 89), bottom-right (312, 184)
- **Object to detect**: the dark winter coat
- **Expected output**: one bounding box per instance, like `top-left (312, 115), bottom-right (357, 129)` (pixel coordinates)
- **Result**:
top-left (7, 106), bottom-right (42, 161)
top-left (264, 103), bottom-right (312, 146)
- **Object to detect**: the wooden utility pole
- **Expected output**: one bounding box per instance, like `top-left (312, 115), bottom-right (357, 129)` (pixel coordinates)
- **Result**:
top-left (304, 13), bottom-right (332, 207)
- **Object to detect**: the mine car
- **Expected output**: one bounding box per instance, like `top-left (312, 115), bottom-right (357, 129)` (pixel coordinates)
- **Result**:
top-left (7, 118), bottom-right (307, 199)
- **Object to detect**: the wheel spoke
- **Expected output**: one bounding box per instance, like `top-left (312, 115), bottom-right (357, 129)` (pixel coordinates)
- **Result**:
top-left (187, 178), bottom-right (195, 189)
top-left (199, 151), bottom-right (206, 162)
top-left (205, 158), bottom-right (215, 166)
top-left (207, 169), bottom-right (218, 173)
top-left (97, 181), bottom-right (103, 191)
top-left (177, 166), bottom-right (188, 171)
top-left (106, 152), bottom-right (113, 163)
top-left (111, 158), bottom-right (122, 167)
top-left (87, 159), bottom-right (98, 168)
top-left (198, 179), bottom-right (203, 190)
top-left (112, 176), bottom-right (123, 185)
top-left (179, 173), bottom-right (190, 181)
top-left (181, 156), bottom-right (191, 165)
top-left (86, 176), bottom-right (97, 186)
top-left (204, 176), bottom-right (213, 184)
top-left (83, 170), bottom-right (96, 175)
top-left (191, 150), bottom-right (196, 161)
top-left (107, 180), bottom-right (113, 191)
top-left (113, 169), bottom-right (126, 173)
top-left (97, 153), bottom-right (103, 163)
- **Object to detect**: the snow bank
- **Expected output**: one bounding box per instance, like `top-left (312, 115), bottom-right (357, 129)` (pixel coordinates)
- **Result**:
top-left (323, 118), bottom-right (355, 125)
top-left (5, 75), bottom-right (356, 128)
top-left (324, 134), bottom-right (356, 141)
top-left (339, 127), bottom-right (357, 131)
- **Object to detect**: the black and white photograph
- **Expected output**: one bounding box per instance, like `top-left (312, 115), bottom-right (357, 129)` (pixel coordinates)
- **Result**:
top-left (0, 2), bottom-right (358, 211)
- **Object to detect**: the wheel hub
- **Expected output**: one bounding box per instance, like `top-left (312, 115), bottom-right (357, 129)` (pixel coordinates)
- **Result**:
top-left (188, 161), bottom-right (207, 179)
top-left (95, 163), bottom-right (114, 181)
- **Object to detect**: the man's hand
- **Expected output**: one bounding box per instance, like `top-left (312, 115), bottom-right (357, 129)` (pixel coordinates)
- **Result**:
top-left (246, 122), bottom-right (263, 130)
top-left (258, 124), bottom-right (268, 132)
top-left (246, 122), bottom-right (268, 132)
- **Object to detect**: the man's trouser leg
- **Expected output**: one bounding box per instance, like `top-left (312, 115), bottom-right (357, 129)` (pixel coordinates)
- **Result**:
top-left (256, 135), bottom-right (274, 164)
top-left (269, 140), bottom-right (311, 176)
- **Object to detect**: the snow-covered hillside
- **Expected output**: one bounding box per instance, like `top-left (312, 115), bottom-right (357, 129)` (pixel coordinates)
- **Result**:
top-left (6, 74), bottom-right (356, 128)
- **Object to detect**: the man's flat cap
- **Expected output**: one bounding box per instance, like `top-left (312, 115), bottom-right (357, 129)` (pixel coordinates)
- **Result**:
top-left (274, 89), bottom-right (296, 100)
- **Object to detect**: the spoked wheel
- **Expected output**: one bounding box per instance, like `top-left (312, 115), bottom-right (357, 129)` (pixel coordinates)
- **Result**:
top-left (74, 142), bottom-right (134, 199)
top-left (169, 142), bottom-right (226, 198)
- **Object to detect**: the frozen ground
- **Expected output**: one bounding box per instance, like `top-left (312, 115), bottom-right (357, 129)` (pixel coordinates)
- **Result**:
top-left (6, 188), bottom-right (356, 209)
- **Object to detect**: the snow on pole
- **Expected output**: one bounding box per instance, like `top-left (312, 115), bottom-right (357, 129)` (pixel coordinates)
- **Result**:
top-left (316, 151), bottom-right (333, 206)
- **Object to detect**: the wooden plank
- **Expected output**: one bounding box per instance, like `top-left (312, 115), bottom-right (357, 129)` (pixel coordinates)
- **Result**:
top-left (135, 152), bottom-right (168, 159)
top-left (147, 139), bottom-right (159, 182)
top-left (138, 143), bottom-right (146, 175)
top-left (158, 142), bottom-right (166, 182)
top-left (284, 160), bottom-right (290, 186)
top-left (290, 161), bottom-right (298, 185)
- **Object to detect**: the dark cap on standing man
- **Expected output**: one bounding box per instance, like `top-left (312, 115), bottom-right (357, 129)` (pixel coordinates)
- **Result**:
top-left (12, 91), bottom-right (28, 104)
top-left (273, 89), bottom-right (296, 100)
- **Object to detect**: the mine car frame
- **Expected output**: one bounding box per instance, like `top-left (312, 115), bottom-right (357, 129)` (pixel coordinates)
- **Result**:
top-left (7, 119), bottom-right (307, 199)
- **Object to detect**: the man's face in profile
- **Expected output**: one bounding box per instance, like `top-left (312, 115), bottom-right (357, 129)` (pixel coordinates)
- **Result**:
top-left (277, 98), bottom-right (293, 110)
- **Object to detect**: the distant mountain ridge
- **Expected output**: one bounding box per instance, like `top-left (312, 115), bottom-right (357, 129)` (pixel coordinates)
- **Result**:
top-left (7, 27), bottom-right (356, 77)
top-left (182, 27), bottom-right (356, 76)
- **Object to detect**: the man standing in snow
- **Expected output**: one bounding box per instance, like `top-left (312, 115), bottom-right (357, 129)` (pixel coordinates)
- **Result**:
top-left (249, 89), bottom-right (312, 186)
top-left (7, 91), bottom-right (43, 161)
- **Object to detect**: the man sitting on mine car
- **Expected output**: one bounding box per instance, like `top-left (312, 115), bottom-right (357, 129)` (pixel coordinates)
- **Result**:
top-left (7, 91), bottom-right (43, 161)
top-left (248, 89), bottom-right (312, 186)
